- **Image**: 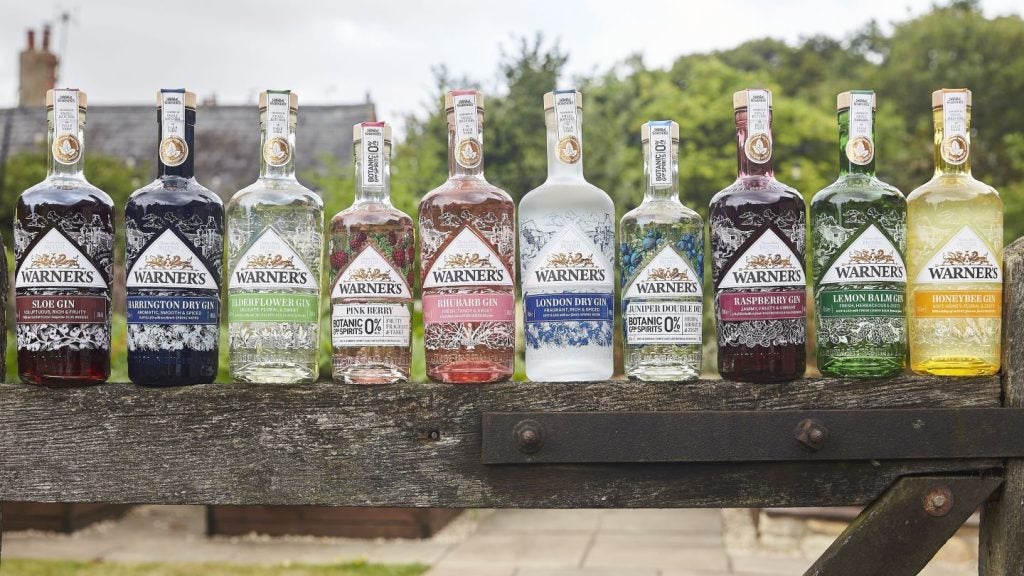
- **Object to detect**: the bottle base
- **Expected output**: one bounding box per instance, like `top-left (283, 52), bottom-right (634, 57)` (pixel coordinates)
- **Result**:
top-left (627, 365), bottom-right (701, 382)
top-left (911, 357), bottom-right (1000, 377)
top-left (231, 363), bottom-right (319, 384)
top-left (19, 374), bottom-right (107, 388)
top-left (428, 360), bottom-right (512, 384)
top-left (526, 363), bottom-right (613, 383)
top-left (335, 364), bottom-right (408, 385)
top-left (819, 358), bottom-right (905, 378)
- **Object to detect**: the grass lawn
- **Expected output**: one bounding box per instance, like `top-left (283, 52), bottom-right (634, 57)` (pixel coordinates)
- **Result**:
top-left (0, 559), bottom-right (429, 576)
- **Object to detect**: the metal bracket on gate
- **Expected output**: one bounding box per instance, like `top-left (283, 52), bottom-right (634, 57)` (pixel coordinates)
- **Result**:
top-left (481, 408), bottom-right (1024, 464)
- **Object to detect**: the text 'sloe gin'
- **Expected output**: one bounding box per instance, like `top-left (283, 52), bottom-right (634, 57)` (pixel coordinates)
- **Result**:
top-left (418, 90), bottom-right (516, 383)
top-left (330, 122), bottom-right (414, 384)
top-left (811, 91), bottom-right (907, 377)
top-left (709, 89), bottom-right (807, 383)
top-left (15, 89), bottom-right (114, 386)
top-left (125, 90), bottom-right (223, 386)
top-left (908, 89), bottom-right (1002, 376)
top-left (519, 90), bottom-right (616, 381)
top-left (227, 91), bottom-right (324, 383)
top-left (620, 121), bottom-right (704, 381)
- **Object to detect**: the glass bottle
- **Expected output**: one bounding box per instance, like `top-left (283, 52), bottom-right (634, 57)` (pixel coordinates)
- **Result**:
top-left (519, 89), bottom-right (616, 381)
top-left (14, 88), bottom-right (114, 386)
top-left (226, 90), bottom-right (324, 383)
top-left (907, 89), bottom-right (1002, 376)
top-left (329, 122), bottom-right (414, 384)
top-left (619, 121), bottom-right (704, 381)
top-left (125, 89), bottom-right (223, 386)
top-left (418, 90), bottom-right (516, 384)
top-left (811, 91), bottom-right (906, 377)
top-left (709, 89), bottom-right (807, 383)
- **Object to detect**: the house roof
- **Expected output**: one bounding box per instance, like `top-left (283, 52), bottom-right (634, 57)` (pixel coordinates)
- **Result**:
top-left (0, 102), bottom-right (376, 197)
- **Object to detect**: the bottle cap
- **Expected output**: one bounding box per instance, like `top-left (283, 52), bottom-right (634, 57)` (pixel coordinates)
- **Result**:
top-left (733, 89), bottom-right (772, 110)
top-left (837, 91), bottom-right (876, 110)
top-left (444, 90), bottom-right (484, 111)
top-left (641, 121), bottom-right (679, 142)
top-left (353, 121), bottom-right (391, 142)
top-left (259, 90), bottom-right (299, 110)
top-left (543, 89), bottom-right (583, 111)
top-left (932, 88), bottom-right (971, 109)
top-left (156, 90), bottom-right (197, 109)
top-left (45, 89), bottom-right (87, 109)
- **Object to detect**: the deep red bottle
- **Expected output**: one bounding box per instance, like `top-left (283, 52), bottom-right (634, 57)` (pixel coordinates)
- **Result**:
top-left (14, 89), bottom-right (114, 386)
top-left (709, 89), bottom-right (807, 382)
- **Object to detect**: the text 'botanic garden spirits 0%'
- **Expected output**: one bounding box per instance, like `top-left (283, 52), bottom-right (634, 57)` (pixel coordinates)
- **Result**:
top-left (811, 91), bottom-right (907, 377)
top-left (709, 89), bottom-right (807, 383)
top-left (227, 91), bottom-right (324, 383)
top-left (329, 122), bottom-right (414, 384)
top-left (15, 89), bottom-right (114, 386)
top-left (907, 89), bottom-right (1002, 376)
top-left (519, 89), bottom-right (616, 381)
top-left (619, 121), bottom-right (704, 381)
top-left (125, 89), bottom-right (223, 386)
top-left (419, 90), bottom-right (515, 383)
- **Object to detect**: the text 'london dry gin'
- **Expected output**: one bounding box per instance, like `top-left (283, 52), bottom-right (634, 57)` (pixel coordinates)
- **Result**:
top-left (709, 89), bottom-right (807, 383)
top-left (15, 89), bottom-right (114, 386)
top-left (619, 121), bottom-right (704, 381)
top-left (418, 90), bottom-right (516, 383)
top-left (519, 90), bottom-right (616, 382)
top-left (330, 122), bottom-right (414, 384)
top-left (227, 91), bottom-right (324, 383)
top-left (908, 89), bottom-right (1002, 376)
top-left (125, 89), bottom-right (223, 386)
top-left (811, 91), bottom-right (907, 377)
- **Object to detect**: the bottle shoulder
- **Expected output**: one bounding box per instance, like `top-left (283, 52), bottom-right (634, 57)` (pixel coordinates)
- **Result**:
top-left (128, 178), bottom-right (223, 208)
top-left (419, 178), bottom-right (514, 211)
top-left (710, 177), bottom-right (804, 211)
top-left (20, 177), bottom-right (114, 210)
top-left (332, 204), bottom-right (414, 229)
top-left (810, 176), bottom-right (905, 209)
top-left (227, 178), bottom-right (323, 211)
top-left (907, 174), bottom-right (1000, 204)
top-left (520, 179), bottom-right (613, 214)
top-left (621, 200), bottom-right (703, 228)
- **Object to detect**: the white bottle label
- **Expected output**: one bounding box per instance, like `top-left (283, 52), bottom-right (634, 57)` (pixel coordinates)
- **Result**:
top-left (16, 228), bottom-right (106, 289)
top-left (361, 123), bottom-right (385, 188)
top-left (648, 121), bottom-right (672, 188)
top-left (744, 89), bottom-right (772, 164)
top-left (523, 225), bottom-right (614, 292)
top-left (422, 227), bottom-right (512, 289)
top-left (332, 302), bottom-right (410, 347)
top-left (230, 228), bottom-right (318, 289)
top-left (554, 90), bottom-right (581, 164)
top-left (916, 225), bottom-right (1001, 284)
top-left (718, 228), bottom-right (805, 289)
top-left (263, 92), bottom-right (291, 167)
top-left (51, 89), bottom-right (81, 165)
top-left (941, 91), bottom-right (969, 165)
top-left (127, 229), bottom-right (217, 289)
top-left (159, 91), bottom-right (189, 167)
top-left (820, 225), bottom-right (905, 285)
top-left (452, 91), bottom-right (481, 169)
top-left (625, 301), bottom-right (702, 345)
top-left (332, 244), bottom-right (410, 299)
top-left (847, 92), bottom-right (874, 165)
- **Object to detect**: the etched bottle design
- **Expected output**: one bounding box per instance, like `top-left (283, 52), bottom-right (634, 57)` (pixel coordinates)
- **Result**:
top-left (519, 89), bottom-right (615, 381)
top-left (330, 122), bottom-right (414, 384)
top-left (620, 121), bottom-right (704, 381)
top-left (15, 89), bottom-right (114, 386)
top-left (811, 90), bottom-right (907, 377)
top-left (418, 90), bottom-right (516, 384)
top-left (710, 89), bottom-right (807, 383)
top-left (125, 89), bottom-right (223, 385)
top-left (227, 91), bottom-right (324, 383)
top-left (908, 88), bottom-right (1002, 376)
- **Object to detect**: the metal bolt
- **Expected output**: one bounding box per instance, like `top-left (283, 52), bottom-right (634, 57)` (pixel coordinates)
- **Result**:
top-left (923, 486), bottom-right (954, 517)
top-left (795, 418), bottom-right (829, 452)
top-left (514, 419), bottom-right (544, 454)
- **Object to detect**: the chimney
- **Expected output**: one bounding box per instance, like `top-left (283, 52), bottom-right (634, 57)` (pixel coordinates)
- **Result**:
top-left (18, 26), bottom-right (59, 107)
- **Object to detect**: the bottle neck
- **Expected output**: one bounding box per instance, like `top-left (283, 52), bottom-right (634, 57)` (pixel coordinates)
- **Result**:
top-left (354, 140), bottom-right (392, 205)
top-left (735, 109), bottom-right (774, 179)
top-left (545, 108), bottom-right (584, 181)
top-left (933, 108), bottom-right (972, 176)
top-left (447, 109), bottom-right (484, 179)
top-left (259, 106), bottom-right (297, 180)
top-left (837, 109), bottom-right (875, 177)
top-left (46, 111), bottom-right (86, 181)
top-left (157, 107), bottom-right (196, 179)
top-left (642, 138), bottom-right (679, 202)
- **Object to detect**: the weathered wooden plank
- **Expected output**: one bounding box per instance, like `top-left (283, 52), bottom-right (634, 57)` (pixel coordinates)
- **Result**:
top-left (981, 237), bottom-right (1024, 576)
top-left (807, 476), bottom-right (1002, 576)
top-left (0, 376), bottom-right (1001, 508)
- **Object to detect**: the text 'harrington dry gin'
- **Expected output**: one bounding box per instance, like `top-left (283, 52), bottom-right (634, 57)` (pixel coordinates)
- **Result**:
top-left (519, 89), bottom-right (615, 381)
top-left (419, 90), bottom-right (516, 383)
top-left (330, 122), bottom-right (414, 384)
top-left (908, 89), bottom-right (1002, 376)
top-left (125, 90), bottom-right (223, 386)
top-left (811, 91), bottom-right (906, 377)
top-left (15, 89), bottom-right (114, 386)
top-left (619, 121), bottom-right (704, 381)
top-left (710, 89), bottom-right (806, 382)
top-left (227, 91), bottom-right (324, 383)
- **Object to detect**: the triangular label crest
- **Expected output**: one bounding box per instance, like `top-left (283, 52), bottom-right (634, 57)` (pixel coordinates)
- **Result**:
top-left (820, 225), bottom-right (906, 285)
top-left (719, 228), bottom-right (805, 289)
top-left (16, 228), bottom-right (105, 289)
top-left (332, 244), bottom-right (411, 299)
top-left (422, 226), bottom-right (512, 288)
top-left (624, 245), bottom-right (701, 298)
top-left (127, 229), bottom-right (217, 289)
top-left (916, 225), bottom-right (1001, 284)
top-left (230, 227), bottom-right (318, 289)
top-left (523, 225), bottom-right (614, 291)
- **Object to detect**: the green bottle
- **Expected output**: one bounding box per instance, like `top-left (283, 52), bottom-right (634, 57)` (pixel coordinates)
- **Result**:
top-left (811, 90), bottom-right (907, 377)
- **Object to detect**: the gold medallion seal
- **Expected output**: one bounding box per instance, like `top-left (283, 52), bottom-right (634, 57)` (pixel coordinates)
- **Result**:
top-left (941, 135), bottom-right (969, 165)
top-left (846, 136), bottom-right (874, 165)
top-left (557, 136), bottom-right (581, 164)
top-left (263, 136), bottom-right (291, 167)
top-left (744, 133), bottom-right (772, 164)
top-left (160, 136), bottom-right (189, 167)
top-left (456, 138), bottom-right (482, 169)
top-left (52, 134), bottom-right (81, 165)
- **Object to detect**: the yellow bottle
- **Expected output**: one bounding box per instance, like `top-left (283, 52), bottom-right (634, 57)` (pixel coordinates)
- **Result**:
top-left (907, 89), bottom-right (1002, 376)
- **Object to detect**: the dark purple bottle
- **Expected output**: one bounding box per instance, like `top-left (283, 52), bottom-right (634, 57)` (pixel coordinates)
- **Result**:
top-left (709, 89), bottom-right (807, 382)
top-left (124, 89), bottom-right (223, 386)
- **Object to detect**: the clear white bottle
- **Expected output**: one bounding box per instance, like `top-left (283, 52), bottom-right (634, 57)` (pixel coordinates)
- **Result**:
top-left (519, 89), bottom-right (616, 381)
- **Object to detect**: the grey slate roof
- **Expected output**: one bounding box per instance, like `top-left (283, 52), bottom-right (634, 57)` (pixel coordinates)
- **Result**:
top-left (1, 102), bottom-right (376, 197)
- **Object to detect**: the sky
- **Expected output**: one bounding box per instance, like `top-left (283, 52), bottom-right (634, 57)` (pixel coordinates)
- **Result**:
top-left (1, 0), bottom-right (1021, 124)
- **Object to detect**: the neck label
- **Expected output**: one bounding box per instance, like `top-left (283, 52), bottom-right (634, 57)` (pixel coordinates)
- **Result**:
top-left (554, 90), bottom-right (581, 164)
top-left (263, 92), bottom-right (292, 167)
top-left (744, 89), bottom-right (772, 164)
top-left (160, 92), bottom-right (189, 167)
top-left (649, 121), bottom-right (672, 188)
top-left (452, 91), bottom-right (481, 169)
top-left (52, 89), bottom-right (81, 165)
top-left (941, 92), bottom-right (969, 165)
top-left (847, 92), bottom-right (874, 165)
top-left (361, 123), bottom-right (384, 188)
